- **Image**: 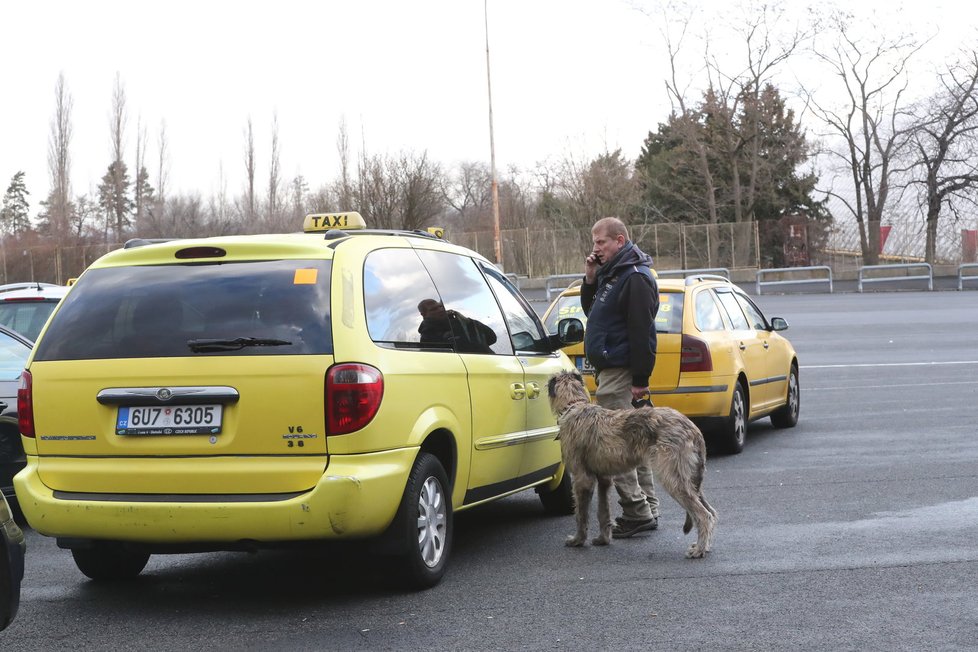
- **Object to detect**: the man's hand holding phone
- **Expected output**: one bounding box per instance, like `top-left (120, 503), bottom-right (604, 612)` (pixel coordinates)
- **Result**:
top-left (584, 252), bottom-right (602, 282)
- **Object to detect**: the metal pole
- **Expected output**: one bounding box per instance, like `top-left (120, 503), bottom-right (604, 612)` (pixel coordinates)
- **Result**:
top-left (485, 0), bottom-right (502, 266)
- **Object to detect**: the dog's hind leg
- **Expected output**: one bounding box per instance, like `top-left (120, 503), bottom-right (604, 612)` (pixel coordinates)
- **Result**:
top-left (592, 476), bottom-right (613, 546)
top-left (567, 473), bottom-right (595, 547)
top-left (671, 486), bottom-right (716, 559)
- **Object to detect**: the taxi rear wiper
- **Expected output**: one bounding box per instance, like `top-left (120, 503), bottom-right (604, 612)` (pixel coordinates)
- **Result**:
top-left (187, 337), bottom-right (292, 352)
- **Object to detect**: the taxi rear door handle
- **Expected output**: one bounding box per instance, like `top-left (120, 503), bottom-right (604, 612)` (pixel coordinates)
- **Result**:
top-left (511, 383), bottom-right (526, 400)
top-left (526, 382), bottom-right (540, 399)
top-left (739, 342), bottom-right (746, 351)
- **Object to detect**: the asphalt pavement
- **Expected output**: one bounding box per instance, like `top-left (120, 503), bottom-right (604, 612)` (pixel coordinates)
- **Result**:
top-left (2, 290), bottom-right (977, 651)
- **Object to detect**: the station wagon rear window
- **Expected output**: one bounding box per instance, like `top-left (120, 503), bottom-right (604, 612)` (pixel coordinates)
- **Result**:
top-left (544, 291), bottom-right (683, 335)
top-left (33, 260), bottom-right (332, 360)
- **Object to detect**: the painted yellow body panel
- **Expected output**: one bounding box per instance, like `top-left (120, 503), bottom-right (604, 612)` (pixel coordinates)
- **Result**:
top-left (15, 447), bottom-right (417, 542)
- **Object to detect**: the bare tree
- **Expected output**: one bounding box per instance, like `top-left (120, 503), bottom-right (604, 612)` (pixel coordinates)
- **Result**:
top-left (99, 73), bottom-right (133, 240)
top-left (244, 117), bottom-right (256, 221)
top-left (267, 113), bottom-right (281, 229)
top-left (156, 120), bottom-right (169, 207)
top-left (46, 72), bottom-right (73, 242)
top-left (805, 13), bottom-right (925, 264)
top-left (336, 116), bottom-right (354, 209)
top-left (906, 51), bottom-right (978, 263)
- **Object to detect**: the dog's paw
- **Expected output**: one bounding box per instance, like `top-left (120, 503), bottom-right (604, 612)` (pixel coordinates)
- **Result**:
top-left (685, 543), bottom-right (706, 559)
top-left (565, 535), bottom-right (587, 547)
top-left (591, 535), bottom-right (610, 546)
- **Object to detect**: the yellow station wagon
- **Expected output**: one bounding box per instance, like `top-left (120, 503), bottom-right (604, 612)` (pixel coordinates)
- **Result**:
top-left (15, 213), bottom-right (581, 588)
top-left (542, 275), bottom-right (800, 453)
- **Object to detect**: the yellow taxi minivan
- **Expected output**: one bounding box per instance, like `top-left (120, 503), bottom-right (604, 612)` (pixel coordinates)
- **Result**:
top-left (15, 213), bottom-right (581, 588)
top-left (542, 275), bottom-right (800, 454)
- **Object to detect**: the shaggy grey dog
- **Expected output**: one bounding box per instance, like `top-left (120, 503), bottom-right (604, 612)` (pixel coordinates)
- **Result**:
top-left (548, 370), bottom-right (718, 558)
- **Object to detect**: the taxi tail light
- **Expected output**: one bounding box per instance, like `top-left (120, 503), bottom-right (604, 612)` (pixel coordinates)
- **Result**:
top-left (680, 334), bottom-right (713, 372)
top-left (326, 363), bottom-right (384, 435)
top-left (18, 370), bottom-right (35, 438)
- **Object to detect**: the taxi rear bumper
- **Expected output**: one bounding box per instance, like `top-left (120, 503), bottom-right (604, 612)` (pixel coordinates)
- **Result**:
top-left (13, 447), bottom-right (419, 546)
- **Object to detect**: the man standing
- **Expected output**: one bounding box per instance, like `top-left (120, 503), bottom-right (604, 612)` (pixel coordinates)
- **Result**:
top-left (581, 216), bottom-right (660, 537)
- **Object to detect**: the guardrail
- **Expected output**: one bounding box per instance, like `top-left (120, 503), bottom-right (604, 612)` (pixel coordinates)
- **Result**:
top-left (544, 274), bottom-right (583, 300)
top-left (959, 263), bottom-right (978, 290)
top-left (657, 267), bottom-right (730, 279)
top-left (858, 263), bottom-right (933, 292)
top-left (755, 266), bottom-right (833, 295)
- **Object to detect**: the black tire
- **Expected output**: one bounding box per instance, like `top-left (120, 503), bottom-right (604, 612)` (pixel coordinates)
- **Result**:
top-left (536, 467), bottom-right (575, 516)
top-left (770, 364), bottom-right (800, 429)
top-left (389, 452), bottom-right (452, 590)
top-left (722, 382), bottom-right (748, 454)
top-left (71, 543), bottom-right (150, 581)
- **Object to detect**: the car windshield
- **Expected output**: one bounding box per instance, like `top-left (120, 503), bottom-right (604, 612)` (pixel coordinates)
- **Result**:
top-left (33, 260), bottom-right (333, 361)
top-left (544, 292), bottom-right (683, 334)
top-left (0, 329), bottom-right (31, 380)
top-left (0, 300), bottom-right (59, 342)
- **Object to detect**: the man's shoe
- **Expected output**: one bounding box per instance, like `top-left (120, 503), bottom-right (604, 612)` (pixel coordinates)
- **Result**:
top-left (611, 516), bottom-right (658, 539)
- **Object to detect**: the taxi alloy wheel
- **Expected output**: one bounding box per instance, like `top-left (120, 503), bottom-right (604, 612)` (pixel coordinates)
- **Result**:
top-left (771, 364), bottom-right (800, 429)
top-left (417, 476), bottom-right (448, 568)
top-left (723, 383), bottom-right (748, 454)
top-left (71, 542), bottom-right (150, 581)
top-left (393, 452), bottom-right (453, 589)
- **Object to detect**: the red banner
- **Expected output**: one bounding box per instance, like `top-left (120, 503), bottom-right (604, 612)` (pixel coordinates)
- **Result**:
top-left (963, 229), bottom-right (978, 263)
top-left (879, 225), bottom-right (892, 253)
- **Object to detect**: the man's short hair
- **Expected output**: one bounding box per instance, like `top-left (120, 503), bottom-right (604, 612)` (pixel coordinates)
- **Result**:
top-left (592, 216), bottom-right (629, 241)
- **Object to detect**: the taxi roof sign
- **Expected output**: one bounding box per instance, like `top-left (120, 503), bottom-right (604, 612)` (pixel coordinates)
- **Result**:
top-left (303, 211), bottom-right (366, 232)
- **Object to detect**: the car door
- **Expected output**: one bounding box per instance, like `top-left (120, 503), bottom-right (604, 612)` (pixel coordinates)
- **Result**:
top-left (416, 250), bottom-right (526, 502)
top-left (714, 287), bottom-right (773, 410)
top-left (733, 290), bottom-right (791, 410)
top-left (480, 264), bottom-right (566, 484)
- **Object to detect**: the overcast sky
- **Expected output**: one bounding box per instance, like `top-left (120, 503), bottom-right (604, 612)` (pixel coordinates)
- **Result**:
top-left (1, 0), bottom-right (974, 208)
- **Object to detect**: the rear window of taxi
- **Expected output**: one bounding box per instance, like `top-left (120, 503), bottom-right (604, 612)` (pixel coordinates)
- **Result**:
top-left (33, 260), bottom-right (332, 360)
top-left (544, 291), bottom-right (683, 334)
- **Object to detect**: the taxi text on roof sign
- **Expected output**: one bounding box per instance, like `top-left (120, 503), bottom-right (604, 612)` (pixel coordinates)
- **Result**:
top-left (303, 211), bottom-right (366, 232)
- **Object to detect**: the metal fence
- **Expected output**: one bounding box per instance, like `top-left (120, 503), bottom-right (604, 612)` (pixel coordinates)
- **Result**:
top-left (453, 222), bottom-right (759, 277)
top-left (0, 242), bottom-right (123, 285)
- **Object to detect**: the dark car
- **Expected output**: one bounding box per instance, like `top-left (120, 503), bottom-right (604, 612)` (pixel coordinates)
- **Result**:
top-left (0, 491), bottom-right (25, 631)
top-left (0, 282), bottom-right (70, 342)
top-left (0, 325), bottom-right (32, 508)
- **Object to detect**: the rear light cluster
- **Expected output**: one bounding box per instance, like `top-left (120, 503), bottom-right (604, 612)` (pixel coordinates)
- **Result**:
top-left (326, 363), bottom-right (384, 435)
top-left (18, 370), bottom-right (35, 438)
top-left (680, 334), bottom-right (713, 372)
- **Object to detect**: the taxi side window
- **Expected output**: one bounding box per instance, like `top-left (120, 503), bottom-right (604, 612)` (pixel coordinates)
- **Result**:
top-left (715, 289), bottom-right (751, 330)
top-left (694, 290), bottom-right (726, 332)
top-left (480, 263), bottom-right (550, 353)
top-left (733, 291), bottom-right (768, 331)
top-left (362, 248), bottom-right (446, 349)
top-left (416, 251), bottom-right (513, 355)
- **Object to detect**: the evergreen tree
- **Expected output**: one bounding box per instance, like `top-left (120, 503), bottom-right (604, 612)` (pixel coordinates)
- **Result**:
top-left (98, 160), bottom-right (134, 240)
top-left (0, 171), bottom-right (32, 234)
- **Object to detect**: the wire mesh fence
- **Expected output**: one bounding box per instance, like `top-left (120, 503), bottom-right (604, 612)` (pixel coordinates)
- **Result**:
top-left (453, 222), bottom-right (759, 276)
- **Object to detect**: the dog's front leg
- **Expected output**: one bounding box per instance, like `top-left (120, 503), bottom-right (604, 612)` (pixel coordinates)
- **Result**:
top-left (567, 474), bottom-right (595, 547)
top-left (592, 476), bottom-right (613, 546)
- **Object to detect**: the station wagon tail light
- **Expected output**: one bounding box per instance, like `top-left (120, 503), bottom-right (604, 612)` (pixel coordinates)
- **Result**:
top-left (17, 370), bottom-right (35, 438)
top-left (326, 363), bottom-right (383, 435)
top-left (680, 334), bottom-right (713, 372)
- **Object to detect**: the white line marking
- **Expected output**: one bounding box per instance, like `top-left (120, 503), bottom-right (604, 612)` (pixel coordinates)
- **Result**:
top-left (803, 361), bottom-right (978, 369)
top-left (807, 380), bottom-right (978, 390)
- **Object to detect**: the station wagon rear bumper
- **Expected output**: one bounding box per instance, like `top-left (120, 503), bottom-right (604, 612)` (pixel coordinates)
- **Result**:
top-left (14, 447), bottom-right (419, 545)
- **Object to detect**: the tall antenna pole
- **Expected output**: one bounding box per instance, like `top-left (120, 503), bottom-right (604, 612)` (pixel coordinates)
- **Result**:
top-left (484, 0), bottom-right (503, 266)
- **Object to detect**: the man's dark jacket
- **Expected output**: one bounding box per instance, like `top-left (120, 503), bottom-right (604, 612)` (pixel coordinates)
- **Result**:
top-left (580, 241), bottom-right (659, 387)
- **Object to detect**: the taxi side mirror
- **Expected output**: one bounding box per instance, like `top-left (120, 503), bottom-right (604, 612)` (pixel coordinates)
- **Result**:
top-left (556, 318), bottom-right (584, 346)
top-left (769, 317), bottom-right (789, 332)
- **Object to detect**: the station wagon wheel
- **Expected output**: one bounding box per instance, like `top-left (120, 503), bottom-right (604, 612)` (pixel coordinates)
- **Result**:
top-left (71, 542), bottom-right (150, 581)
top-left (770, 364), bottom-right (800, 429)
top-left (722, 382), bottom-right (747, 454)
top-left (390, 452), bottom-right (452, 589)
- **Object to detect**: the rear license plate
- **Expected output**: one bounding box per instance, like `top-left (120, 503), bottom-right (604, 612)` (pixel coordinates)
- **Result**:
top-left (116, 405), bottom-right (223, 435)
top-left (575, 356), bottom-right (594, 375)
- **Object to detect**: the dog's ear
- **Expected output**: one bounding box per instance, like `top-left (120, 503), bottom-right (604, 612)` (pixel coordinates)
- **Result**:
top-left (573, 369), bottom-right (583, 383)
top-left (548, 374), bottom-right (558, 398)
